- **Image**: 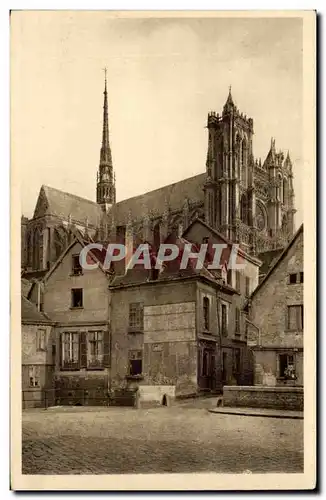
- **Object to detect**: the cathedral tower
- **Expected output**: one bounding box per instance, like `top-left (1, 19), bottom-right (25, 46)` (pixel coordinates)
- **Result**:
top-left (204, 88), bottom-right (296, 254)
top-left (96, 70), bottom-right (116, 212)
top-left (204, 87), bottom-right (255, 244)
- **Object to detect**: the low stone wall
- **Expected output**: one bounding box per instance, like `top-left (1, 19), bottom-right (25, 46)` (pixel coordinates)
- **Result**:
top-left (137, 385), bottom-right (176, 408)
top-left (223, 385), bottom-right (303, 411)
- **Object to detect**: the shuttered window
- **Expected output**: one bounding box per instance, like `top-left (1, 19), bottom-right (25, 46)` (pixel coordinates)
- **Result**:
top-left (87, 331), bottom-right (104, 368)
top-left (61, 332), bottom-right (79, 370)
top-left (287, 305), bottom-right (303, 331)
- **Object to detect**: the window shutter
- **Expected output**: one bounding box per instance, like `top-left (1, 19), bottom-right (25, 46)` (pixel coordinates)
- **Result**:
top-left (103, 329), bottom-right (110, 367)
top-left (80, 331), bottom-right (87, 369)
top-left (59, 332), bottom-right (63, 369)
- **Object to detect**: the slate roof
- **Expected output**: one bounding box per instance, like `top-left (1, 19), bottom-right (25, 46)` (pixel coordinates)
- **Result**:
top-left (245, 224), bottom-right (303, 308)
top-left (40, 185), bottom-right (104, 227)
top-left (257, 248), bottom-right (284, 277)
top-left (113, 173), bottom-right (205, 225)
top-left (21, 296), bottom-right (53, 325)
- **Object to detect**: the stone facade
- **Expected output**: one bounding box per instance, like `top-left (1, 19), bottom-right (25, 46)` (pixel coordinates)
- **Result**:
top-left (245, 224), bottom-right (304, 386)
top-left (21, 296), bottom-right (55, 408)
top-left (42, 240), bottom-right (111, 406)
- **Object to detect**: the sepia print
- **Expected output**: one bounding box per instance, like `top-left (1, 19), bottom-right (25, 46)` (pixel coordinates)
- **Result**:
top-left (11, 10), bottom-right (316, 490)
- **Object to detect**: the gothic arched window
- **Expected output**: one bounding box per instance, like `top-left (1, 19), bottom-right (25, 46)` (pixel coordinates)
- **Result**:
top-left (153, 222), bottom-right (160, 250)
top-left (240, 193), bottom-right (248, 225)
top-left (283, 178), bottom-right (288, 205)
top-left (33, 228), bottom-right (40, 269)
top-left (256, 203), bottom-right (266, 232)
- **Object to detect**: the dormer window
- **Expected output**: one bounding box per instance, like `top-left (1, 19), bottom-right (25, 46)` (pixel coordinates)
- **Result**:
top-left (72, 254), bottom-right (83, 276)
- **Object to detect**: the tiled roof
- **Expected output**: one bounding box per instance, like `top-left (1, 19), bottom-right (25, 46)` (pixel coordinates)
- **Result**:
top-left (21, 296), bottom-right (53, 324)
top-left (40, 185), bottom-right (104, 227)
top-left (257, 248), bottom-right (284, 276)
top-left (245, 224), bottom-right (303, 307)
top-left (113, 173), bottom-right (205, 225)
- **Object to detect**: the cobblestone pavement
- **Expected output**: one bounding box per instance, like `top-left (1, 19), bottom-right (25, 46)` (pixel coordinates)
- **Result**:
top-left (22, 407), bottom-right (303, 474)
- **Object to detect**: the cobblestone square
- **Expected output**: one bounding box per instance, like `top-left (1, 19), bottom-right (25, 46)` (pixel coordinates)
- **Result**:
top-left (22, 406), bottom-right (304, 474)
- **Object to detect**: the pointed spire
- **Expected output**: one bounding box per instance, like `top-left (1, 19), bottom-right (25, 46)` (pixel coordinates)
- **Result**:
top-left (97, 69), bottom-right (116, 208)
top-left (223, 85), bottom-right (235, 115)
top-left (226, 85), bottom-right (234, 106)
top-left (100, 68), bottom-right (112, 166)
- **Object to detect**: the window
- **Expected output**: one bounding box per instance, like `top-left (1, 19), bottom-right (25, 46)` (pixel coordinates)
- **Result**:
top-left (235, 271), bottom-right (241, 293)
top-left (62, 332), bottom-right (79, 369)
top-left (203, 297), bottom-right (210, 331)
top-left (287, 305), bottom-right (303, 331)
top-left (87, 331), bottom-right (104, 368)
top-left (52, 344), bottom-right (56, 363)
top-left (128, 350), bottom-right (142, 376)
top-left (129, 303), bottom-right (144, 331)
top-left (232, 349), bottom-right (241, 374)
top-left (300, 272), bottom-right (304, 283)
top-left (221, 303), bottom-right (228, 337)
top-left (289, 273), bottom-right (297, 284)
top-left (235, 308), bottom-right (240, 335)
top-left (227, 269), bottom-right (232, 286)
top-left (245, 276), bottom-right (250, 297)
top-left (36, 329), bottom-right (46, 351)
top-left (71, 288), bottom-right (83, 308)
top-left (72, 254), bottom-right (83, 276)
top-left (279, 353), bottom-right (295, 378)
top-left (29, 365), bottom-right (40, 387)
top-left (202, 351), bottom-right (209, 377)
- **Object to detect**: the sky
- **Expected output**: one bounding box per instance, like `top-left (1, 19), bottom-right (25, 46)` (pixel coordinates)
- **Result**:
top-left (12, 12), bottom-right (303, 226)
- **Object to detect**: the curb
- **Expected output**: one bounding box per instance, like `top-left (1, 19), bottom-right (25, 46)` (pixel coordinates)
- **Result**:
top-left (207, 409), bottom-right (304, 420)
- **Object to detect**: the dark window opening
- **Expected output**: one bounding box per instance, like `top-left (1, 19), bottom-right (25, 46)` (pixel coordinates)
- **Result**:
top-left (203, 297), bottom-right (210, 331)
top-left (232, 348), bottom-right (241, 374)
top-left (227, 269), bottom-right (232, 286)
top-left (245, 276), bottom-right (250, 297)
top-left (128, 350), bottom-right (142, 376)
top-left (235, 307), bottom-right (240, 335)
top-left (289, 273), bottom-right (297, 284)
top-left (72, 254), bottom-right (83, 276)
top-left (52, 344), bottom-right (56, 363)
top-left (71, 288), bottom-right (83, 308)
top-left (300, 272), bottom-right (304, 283)
top-left (221, 304), bottom-right (228, 337)
top-left (279, 353), bottom-right (295, 378)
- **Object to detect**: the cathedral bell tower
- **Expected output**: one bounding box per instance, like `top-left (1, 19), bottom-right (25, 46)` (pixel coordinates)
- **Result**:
top-left (96, 70), bottom-right (116, 213)
top-left (204, 87), bottom-right (255, 245)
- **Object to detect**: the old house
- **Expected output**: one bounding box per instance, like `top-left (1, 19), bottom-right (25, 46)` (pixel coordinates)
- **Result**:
top-left (245, 224), bottom-right (304, 386)
top-left (108, 238), bottom-right (238, 405)
top-left (41, 236), bottom-right (111, 405)
top-left (183, 218), bottom-right (261, 387)
top-left (21, 294), bottom-right (55, 408)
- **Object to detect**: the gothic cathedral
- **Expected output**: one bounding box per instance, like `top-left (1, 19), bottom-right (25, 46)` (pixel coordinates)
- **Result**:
top-left (21, 80), bottom-right (296, 279)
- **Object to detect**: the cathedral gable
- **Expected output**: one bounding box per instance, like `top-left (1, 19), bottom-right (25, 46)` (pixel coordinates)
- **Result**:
top-left (33, 186), bottom-right (50, 219)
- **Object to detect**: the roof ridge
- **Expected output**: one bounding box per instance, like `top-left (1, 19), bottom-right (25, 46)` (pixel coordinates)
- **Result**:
top-left (115, 172), bottom-right (205, 206)
top-left (42, 185), bottom-right (99, 207)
